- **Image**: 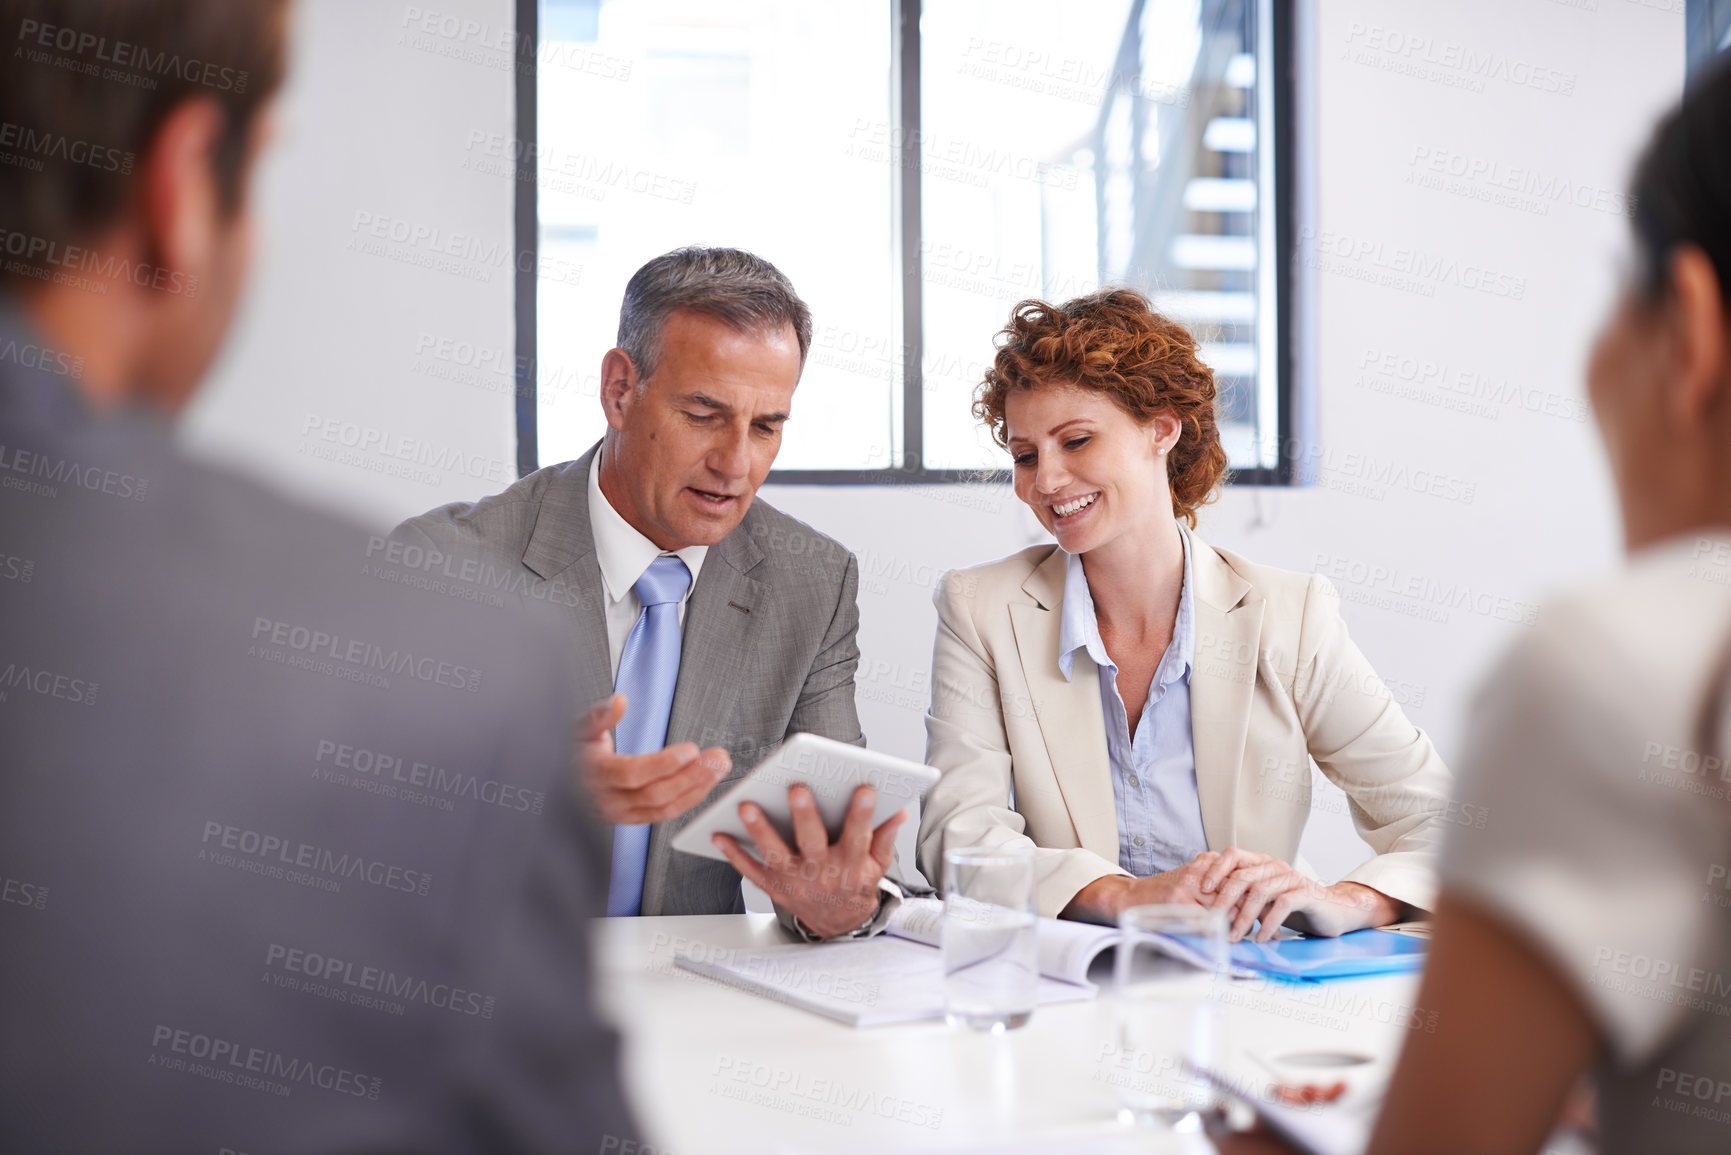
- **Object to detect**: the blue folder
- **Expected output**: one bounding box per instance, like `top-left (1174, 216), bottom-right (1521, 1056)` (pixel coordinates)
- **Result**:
top-left (1225, 928), bottom-right (1428, 981)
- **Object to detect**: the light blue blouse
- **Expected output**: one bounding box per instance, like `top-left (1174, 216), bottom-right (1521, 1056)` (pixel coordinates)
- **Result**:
top-left (1055, 524), bottom-right (1209, 876)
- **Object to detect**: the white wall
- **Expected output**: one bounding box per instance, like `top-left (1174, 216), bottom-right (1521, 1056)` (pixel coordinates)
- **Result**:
top-left (183, 0), bottom-right (1685, 882)
top-left (183, 0), bottom-right (522, 525)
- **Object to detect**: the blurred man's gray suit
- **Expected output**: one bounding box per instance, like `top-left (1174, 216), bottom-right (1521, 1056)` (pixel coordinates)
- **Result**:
top-left (393, 442), bottom-right (865, 917)
top-left (0, 311), bottom-right (638, 1155)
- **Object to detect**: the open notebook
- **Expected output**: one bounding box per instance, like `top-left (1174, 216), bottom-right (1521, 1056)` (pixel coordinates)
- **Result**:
top-left (673, 898), bottom-right (1110, 1027)
top-left (672, 899), bottom-right (1428, 1028)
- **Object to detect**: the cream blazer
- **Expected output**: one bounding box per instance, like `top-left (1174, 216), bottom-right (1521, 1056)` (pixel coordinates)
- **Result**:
top-left (917, 536), bottom-right (1452, 919)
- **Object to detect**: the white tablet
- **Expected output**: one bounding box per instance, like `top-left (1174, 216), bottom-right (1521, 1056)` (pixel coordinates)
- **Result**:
top-left (670, 733), bottom-right (940, 863)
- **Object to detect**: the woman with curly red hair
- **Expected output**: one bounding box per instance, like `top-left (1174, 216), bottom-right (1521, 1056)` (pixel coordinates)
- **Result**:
top-left (916, 288), bottom-right (1453, 941)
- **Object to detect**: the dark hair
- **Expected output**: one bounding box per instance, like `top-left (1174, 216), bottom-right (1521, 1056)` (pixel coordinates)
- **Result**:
top-left (617, 246), bottom-right (813, 385)
top-left (975, 288), bottom-right (1229, 528)
top-left (0, 0), bottom-right (290, 286)
top-left (1630, 56), bottom-right (1731, 300)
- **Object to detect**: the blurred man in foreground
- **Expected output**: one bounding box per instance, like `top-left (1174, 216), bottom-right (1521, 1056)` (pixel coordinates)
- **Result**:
top-left (0, 2), bottom-right (635, 1151)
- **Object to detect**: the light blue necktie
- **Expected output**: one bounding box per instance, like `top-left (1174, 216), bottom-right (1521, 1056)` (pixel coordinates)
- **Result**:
top-left (606, 554), bottom-right (692, 917)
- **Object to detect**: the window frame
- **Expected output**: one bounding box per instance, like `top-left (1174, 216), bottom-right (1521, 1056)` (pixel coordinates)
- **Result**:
top-left (514, 0), bottom-right (1308, 486)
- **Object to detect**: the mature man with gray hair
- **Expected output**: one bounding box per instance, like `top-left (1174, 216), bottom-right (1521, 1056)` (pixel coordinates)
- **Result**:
top-left (395, 247), bottom-right (907, 939)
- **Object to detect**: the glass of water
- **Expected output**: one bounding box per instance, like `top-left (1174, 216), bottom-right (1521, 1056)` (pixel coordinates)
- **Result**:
top-left (942, 845), bottom-right (1038, 1031)
top-left (1112, 904), bottom-right (1229, 1131)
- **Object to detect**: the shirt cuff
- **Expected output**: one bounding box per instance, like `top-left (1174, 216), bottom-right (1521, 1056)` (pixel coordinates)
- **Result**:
top-left (791, 878), bottom-right (904, 942)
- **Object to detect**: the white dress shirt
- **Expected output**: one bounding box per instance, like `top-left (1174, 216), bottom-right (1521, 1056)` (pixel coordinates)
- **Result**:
top-left (587, 450), bottom-right (708, 680)
top-left (1055, 522), bottom-right (1209, 876)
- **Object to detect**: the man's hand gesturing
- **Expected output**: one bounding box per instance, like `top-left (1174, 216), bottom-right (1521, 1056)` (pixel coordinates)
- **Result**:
top-left (576, 694), bottom-right (730, 825)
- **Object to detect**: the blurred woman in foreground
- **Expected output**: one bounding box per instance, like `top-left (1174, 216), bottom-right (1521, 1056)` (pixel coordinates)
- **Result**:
top-left (1347, 60), bottom-right (1731, 1155)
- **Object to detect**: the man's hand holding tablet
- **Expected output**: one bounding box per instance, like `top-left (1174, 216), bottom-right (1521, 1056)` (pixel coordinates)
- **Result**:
top-left (715, 783), bottom-right (906, 939)
top-left (672, 735), bottom-right (941, 940)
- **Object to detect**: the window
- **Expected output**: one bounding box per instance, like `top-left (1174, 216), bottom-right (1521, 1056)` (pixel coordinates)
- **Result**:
top-left (520, 0), bottom-right (1305, 483)
top-left (528, 0), bottom-right (897, 473)
top-left (1689, 0), bottom-right (1731, 83)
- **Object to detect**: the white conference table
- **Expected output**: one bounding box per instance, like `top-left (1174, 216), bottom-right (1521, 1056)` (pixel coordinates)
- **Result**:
top-left (594, 914), bottom-right (1427, 1154)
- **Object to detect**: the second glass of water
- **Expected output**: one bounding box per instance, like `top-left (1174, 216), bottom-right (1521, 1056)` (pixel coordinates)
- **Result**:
top-left (1112, 904), bottom-right (1229, 1131)
top-left (942, 845), bottom-right (1037, 1031)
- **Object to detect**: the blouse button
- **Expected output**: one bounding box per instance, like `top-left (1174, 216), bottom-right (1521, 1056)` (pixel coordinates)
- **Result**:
top-left (1133, 836), bottom-right (1146, 847)
top-left (1128, 775), bottom-right (1141, 788)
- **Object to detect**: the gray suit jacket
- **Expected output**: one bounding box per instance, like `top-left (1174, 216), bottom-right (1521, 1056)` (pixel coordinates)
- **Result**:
top-left (393, 443), bottom-right (865, 917)
top-left (0, 308), bottom-right (637, 1154)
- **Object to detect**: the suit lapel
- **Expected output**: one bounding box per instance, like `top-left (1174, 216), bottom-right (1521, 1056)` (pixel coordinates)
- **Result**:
top-left (1008, 548), bottom-right (1119, 864)
top-left (1188, 536), bottom-right (1260, 852)
top-left (519, 443), bottom-right (613, 712)
top-left (663, 524), bottom-right (765, 750)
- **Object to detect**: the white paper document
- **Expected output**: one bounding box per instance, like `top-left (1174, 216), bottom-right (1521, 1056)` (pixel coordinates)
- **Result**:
top-left (673, 898), bottom-right (1116, 1027)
